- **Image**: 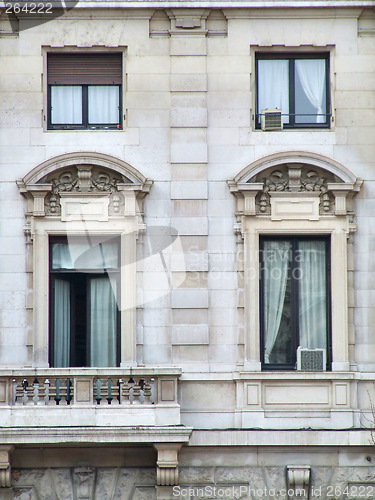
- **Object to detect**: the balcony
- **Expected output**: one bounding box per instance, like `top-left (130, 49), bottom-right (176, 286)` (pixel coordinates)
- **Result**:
top-left (0, 368), bottom-right (182, 428)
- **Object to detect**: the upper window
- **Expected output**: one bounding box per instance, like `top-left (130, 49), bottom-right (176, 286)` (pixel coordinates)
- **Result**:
top-left (255, 53), bottom-right (330, 129)
top-left (49, 237), bottom-right (120, 367)
top-left (47, 53), bottom-right (122, 130)
top-left (260, 236), bottom-right (331, 370)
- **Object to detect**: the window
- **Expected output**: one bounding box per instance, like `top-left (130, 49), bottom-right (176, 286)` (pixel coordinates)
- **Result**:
top-left (49, 237), bottom-right (120, 367)
top-left (260, 237), bottom-right (331, 370)
top-left (255, 53), bottom-right (330, 128)
top-left (47, 53), bottom-right (122, 130)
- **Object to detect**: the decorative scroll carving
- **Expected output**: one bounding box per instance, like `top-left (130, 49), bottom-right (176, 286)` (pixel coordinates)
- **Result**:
top-left (42, 166), bottom-right (130, 216)
top-left (287, 465), bottom-right (311, 499)
top-left (256, 164), bottom-right (334, 215)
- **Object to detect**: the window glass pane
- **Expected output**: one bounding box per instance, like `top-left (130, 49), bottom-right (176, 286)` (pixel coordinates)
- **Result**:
top-left (295, 59), bottom-right (326, 123)
top-left (90, 277), bottom-right (117, 367)
top-left (53, 278), bottom-right (71, 367)
top-left (258, 59), bottom-right (289, 124)
top-left (262, 240), bottom-right (293, 365)
top-left (298, 240), bottom-right (327, 349)
top-left (51, 86), bottom-right (82, 124)
top-left (51, 241), bottom-right (119, 270)
top-left (88, 86), bottom-right (119, 124)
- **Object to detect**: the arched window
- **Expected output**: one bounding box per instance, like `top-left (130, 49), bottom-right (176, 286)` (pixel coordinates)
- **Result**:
top-left (229, 152), bottom-right (362, 372)
top-left (17, 152), bottom-right (152, 368)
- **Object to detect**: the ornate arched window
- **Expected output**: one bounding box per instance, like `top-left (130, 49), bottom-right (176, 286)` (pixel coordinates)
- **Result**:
top-left (17, 152), bottom-right (152, 368)
top-left (229, 152), bottom-right (362, 373)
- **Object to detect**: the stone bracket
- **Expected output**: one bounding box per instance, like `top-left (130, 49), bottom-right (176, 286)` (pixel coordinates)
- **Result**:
top-left (153, 443), bottom-right (182, 486)
top-left (287, 465), bottom-right (311, 499)
top-left (0, 446), bottom-right (14, 488)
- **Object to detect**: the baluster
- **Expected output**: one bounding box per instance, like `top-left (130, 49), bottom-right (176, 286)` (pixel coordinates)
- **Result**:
top-left (12, 379), bottom-right (17, 405)
top-left (117, 378), bottom-right (123, 404)
top-left (139, 378), bottom-right (145, 404)
top-left (150, 378), bottom-right (155, 404)
top-left (66, 379), bottom-right (72, 405)
top-left (106, 379), bottom-right (113, 405)
top-left (55, 379), bottom-right (61, 405)
top-left (21, 379), bottom-right (29, 405)
top-left (44, 379), bottom-right (50, 405)
top-left (32, 378), bottom-right (39, 405)
top-left (128, 377), bottom-right (135, 404)
top-left (94, 379), bottom-right (102, 405)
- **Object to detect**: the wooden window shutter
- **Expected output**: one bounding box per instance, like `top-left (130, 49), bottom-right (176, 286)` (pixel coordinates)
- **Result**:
top-left (48, 53), bottom-right (122, 85)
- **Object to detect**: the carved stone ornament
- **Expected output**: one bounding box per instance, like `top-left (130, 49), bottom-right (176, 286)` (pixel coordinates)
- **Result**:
top-left (257, 164), bottom-right (334, 215)
top-left (17, 163), bottom-right (153, 225)
top-left (43, 166), bottom-right (128, 216)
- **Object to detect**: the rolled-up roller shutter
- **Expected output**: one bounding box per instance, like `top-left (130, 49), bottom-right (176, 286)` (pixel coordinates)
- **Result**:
top-left (47, 53), bottom-right (122, 85)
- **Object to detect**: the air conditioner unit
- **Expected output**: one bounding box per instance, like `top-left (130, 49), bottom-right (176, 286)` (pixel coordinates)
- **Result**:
top-left (261, 109), bottom-right (283, 131)
top-left (297, 347), bottom-right (326, 371)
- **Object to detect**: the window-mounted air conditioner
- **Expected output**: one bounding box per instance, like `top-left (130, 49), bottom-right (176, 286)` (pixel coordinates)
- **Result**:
top-left (297, 346), bottom-right (326, 371)
top-left (260, 109), bottom-right (283, 131)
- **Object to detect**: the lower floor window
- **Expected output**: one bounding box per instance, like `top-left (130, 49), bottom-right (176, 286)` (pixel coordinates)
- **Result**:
top-left (260, 237), bottom-right (330, 370)
top-left (50, 237), bottom-right (120, 367)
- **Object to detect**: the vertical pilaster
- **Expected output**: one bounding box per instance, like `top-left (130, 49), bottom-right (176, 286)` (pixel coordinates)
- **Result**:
top-left (168, 11), bottom-right (210, 368)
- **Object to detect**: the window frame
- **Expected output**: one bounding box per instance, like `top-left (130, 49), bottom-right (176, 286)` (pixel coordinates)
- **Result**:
top-left (259, 235), bottom-right (332, 371)
top-left (48, 236), bottom-right (121, 368)
top-left (255, 52), bottom-right (331, 129)
top-left (47, 84), bottom-right (122, 130)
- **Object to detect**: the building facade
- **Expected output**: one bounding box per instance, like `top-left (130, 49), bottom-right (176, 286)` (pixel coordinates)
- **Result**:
top-left (1, 0), bottom-right (375, 498)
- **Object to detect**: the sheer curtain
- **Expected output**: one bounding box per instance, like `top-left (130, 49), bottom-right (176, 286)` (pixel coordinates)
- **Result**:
top-left (90, 277), bottom-right (117, 367)
top-left (295, 59), bottom-right (326, 123)
top-left (258, 60), bottom-right (289, 124)
top-left (88, 86), bottom-right (119, 124)
top-left (298, 241), bottom-right (327, 349)
top-left (54, 279), bottom-right (71, 367)
top-left (52, 241), bottom-right (118, 270)
top-left (263, 241), bottom-right (290, 363)
top-left (51, 86), bottom-right (82, 124)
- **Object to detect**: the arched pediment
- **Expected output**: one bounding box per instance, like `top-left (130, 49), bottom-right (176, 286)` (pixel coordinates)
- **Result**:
top-left (233, 151), bottom-right (359, 185)
top-left (228, 151), bottom-right (362, 219)
top-left (17, 152), bottom-right (153, 218)
top-left (20, 151), bottom-right (148, 186)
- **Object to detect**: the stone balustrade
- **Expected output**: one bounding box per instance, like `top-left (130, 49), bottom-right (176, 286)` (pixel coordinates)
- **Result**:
top-left (0, 368), bottom-right (182, 427)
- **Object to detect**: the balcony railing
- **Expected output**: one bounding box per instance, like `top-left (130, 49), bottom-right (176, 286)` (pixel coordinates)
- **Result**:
top-left (0, 369), bottom-right (181, 427)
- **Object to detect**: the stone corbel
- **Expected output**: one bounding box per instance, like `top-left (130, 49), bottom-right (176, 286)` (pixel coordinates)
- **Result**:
top-left (287, 465), bottom-right (311, 499)
top-left (327, 181), bottom-right (362, 215)
top-left (153, 443), bottom-right (182, 486)
top-left (0, 446), bottom-right (14, 488)
top-left (16, 182), bottom-right (52, 217)
top-left (227, 181), bottom-right (264, 216)
top-left (118, 180), bottom-right (153, 219)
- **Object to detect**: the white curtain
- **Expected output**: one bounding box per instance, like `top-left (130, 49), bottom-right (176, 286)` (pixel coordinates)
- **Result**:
top-left (298, 241), bottom-right (327, 349)
top-left (263, 241), bottom-right (290, 363)
top-left (90, 277), bottom-right (117, 367)
top-left (88, 86), bottom-right (119, 124)
top-left (51, 242), bottom-right (118, 270)
top-left (258, 60), bottom-right (289, 124)
top-left (54, 279), bottom-right (71, 367)
top-left (51, 86), bottom-right (82, 124)
top-left (295, 59), bottom-right (326, 123)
